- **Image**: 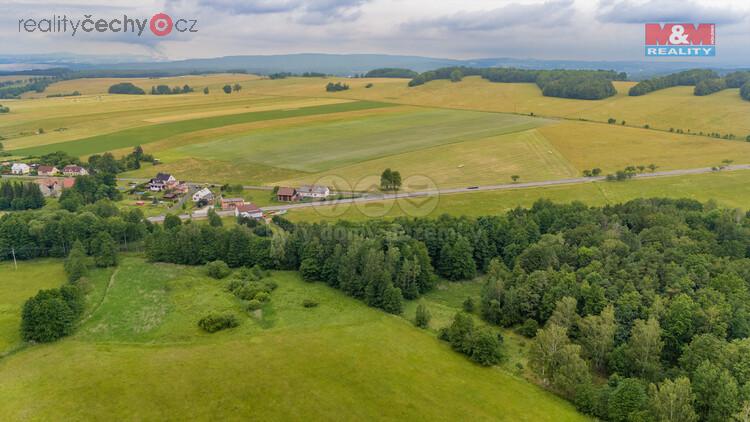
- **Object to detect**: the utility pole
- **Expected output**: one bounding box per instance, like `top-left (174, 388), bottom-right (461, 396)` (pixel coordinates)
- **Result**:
top-left (11, 247), bottom-right (17, 271)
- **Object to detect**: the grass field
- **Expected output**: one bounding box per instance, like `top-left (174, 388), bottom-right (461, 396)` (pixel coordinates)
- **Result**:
top-left (0, 257), bottom-right (586, 420)
top-left (286, 169), bottom-right (750, 222)
top-left (0, 260), bottom-right (66, 355)
top-left (167, 108), bottom-right (548, 173)
top-left (240, 76), bottom-right (750, 138)
top-left (12, 100), bottom-right (392, 157)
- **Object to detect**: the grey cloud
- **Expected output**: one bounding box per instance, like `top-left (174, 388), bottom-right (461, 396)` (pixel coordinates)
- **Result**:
top-left (196, 0), bottom-right (302, 15)
top-left (597, 0), bottom-right (748, 24)
top-left (403, 0), bottom-right (575, 32)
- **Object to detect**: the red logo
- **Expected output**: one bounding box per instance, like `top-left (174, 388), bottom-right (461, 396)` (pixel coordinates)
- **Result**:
top-left (645, 23), bottom-right (715, 46)
top-left (150, 13), bottom-right (173, 36)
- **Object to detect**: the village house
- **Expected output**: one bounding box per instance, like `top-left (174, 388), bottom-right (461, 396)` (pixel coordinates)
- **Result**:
top-left (276, 187), bottom-right (298, 202)
top-left (192, 188), bottom-right (214, 204)
top-left (62, 165), bottom-right (89, 177)
top-left (37, 165), bottom-right (59, 176)
top-left (11, 163), bottom-right (31, 175)
top-left (235, 203), bottom-right (263, 219)
top-left (220, 197), bottom-right (245, 210)
top-left (149, 173), bottom-right (177, 192)
top-left (297, 184), bottom-right (330, 200)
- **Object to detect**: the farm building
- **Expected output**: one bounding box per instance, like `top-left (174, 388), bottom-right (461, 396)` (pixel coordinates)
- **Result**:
top-left (235, 203), bottom-right (263, 219)
top-left (149, 173), bottom-right (177, 191)
top-left (220, 197), bottom-right (245, 210)
top-left (192, 188), bottom-right (214, 203)
top-left (37, 165), bottom-right (59, 176)
top-left (11, 163), bottom-right (31, 175)
top-left (297, 185), bottom-right (330, 199)
top-left (276, 187), bottom-right (298, 202)
top-left (62, 165), bottom-right (89, 176)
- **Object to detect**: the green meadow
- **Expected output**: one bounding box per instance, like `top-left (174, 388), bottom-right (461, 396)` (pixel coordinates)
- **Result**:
top-left (0, 257), bottom-right (586, 421)
top-left (168, 108), bottom-right (548, 172)
top-left (11, 100), bottom-right (391, 157)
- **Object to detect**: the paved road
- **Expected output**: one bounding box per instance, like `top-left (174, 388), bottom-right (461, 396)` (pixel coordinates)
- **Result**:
top-left (145, 164), bottom-right (750, 222)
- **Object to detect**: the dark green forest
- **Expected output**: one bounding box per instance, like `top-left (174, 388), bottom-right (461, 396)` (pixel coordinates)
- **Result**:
top-left (4, 198), bottom-right (750, 420)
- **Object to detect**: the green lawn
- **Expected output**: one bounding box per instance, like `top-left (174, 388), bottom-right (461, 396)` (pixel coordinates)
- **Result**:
top-left (11, 101), bottom-right (392, 157)
top-left (169, 108), bottom-right (548, 172)
top-left (0, 257), bottom-right (586, 421)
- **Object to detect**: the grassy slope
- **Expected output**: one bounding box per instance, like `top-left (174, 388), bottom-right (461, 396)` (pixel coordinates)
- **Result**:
top-left (169, 108), bottom-right (547, 172)
top-left (241, 76), bottom-right (750, 137)
top-left (12, 101), bottom-right (392, 157)
top-left (0, 257), bottom-right (586, 421)
top-left (0, 260), bottom-right (66, 354)
top-left (287, 169), bottom-right (750, 222)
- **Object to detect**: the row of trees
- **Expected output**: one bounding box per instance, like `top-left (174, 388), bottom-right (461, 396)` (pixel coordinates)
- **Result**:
top-left (150, 84), bottom-right (193, 95)
top-left (380, 168), bottom-right (402, 191)
top-left (407, 67), bottom-right (624, 100)
top-left (742, 82), bottom-right (750, 101)
top-left (0, 181), bottom-right (45, 210)
top-left (325, 82), bottom-right (349, 92)
top-left (0, 76), bottom-right (58, 99)
top-left (629, 69), bottom-right (718, 96)
top-left (364, 68), bottom-right (418, 78)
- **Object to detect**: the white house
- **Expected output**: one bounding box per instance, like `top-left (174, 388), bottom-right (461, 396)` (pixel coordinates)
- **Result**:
top-left (149, 173), bottom-right (177, 192)
top-left (62, 165), bottom-right (89, 177)
top-left (192, 188), bottom-right (214, 203)
top-left (297, 184), bottom-right (330, 199)
top-left (11, 163), bottom-right (31, 175)
top-left (235, 203), bottom-right (263, 219)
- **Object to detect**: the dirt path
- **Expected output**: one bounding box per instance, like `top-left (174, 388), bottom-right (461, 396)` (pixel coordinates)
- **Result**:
top-left (80, 268), bottom-right (119, 325)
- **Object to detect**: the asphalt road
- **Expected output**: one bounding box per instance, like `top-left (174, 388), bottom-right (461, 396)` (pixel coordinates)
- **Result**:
top-left (144, 164), bottom-right (750, 222)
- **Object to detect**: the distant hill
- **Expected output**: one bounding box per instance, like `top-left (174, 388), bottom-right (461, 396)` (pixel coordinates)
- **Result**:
top-left (1, 53), bottom-right (748, 80)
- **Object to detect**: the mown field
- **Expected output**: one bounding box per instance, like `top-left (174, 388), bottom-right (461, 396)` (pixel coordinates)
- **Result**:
top-left (0, 256), bottom-right (586, 421)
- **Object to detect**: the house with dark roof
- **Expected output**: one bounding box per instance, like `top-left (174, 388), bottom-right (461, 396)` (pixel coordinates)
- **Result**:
top-left (149, 173), bottom-right (177, 192)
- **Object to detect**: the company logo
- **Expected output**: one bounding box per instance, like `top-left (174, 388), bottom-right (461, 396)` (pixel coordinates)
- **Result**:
top-left (645, 23), bottom-right (715, 57)
top-left (18, 13), bottom-right (197, 37)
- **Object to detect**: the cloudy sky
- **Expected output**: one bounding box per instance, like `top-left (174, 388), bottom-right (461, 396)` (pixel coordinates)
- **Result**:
top-left (3, 0), bottom-right (750, 64)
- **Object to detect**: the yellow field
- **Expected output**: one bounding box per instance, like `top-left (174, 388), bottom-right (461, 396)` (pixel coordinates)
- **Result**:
top-left (27, 73), bottom-right (261, 97)
top-left (240, 77), bottom-right (750, 138)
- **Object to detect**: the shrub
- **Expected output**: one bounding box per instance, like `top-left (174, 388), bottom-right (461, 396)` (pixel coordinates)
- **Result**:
top-left (463, 297), bottom-right (475, 312)
top-left (234, 282), bottom-right (267, 300)
top-left (469, 327), bottom-right (503, 366)
top-left (516, 318), bottom-right (539, 338)
top-left (415, 303), bottom-right (431, 328)
top-left (254, 291), bottom-right (270, 302)
top-left (226, 279), bottom-right (244, 292)
top-left (198, 313), bottom-right (239, 333)
top-left (303, 299), bottom-right (319, 308)
top-left (206, 260), bottom-right (231, 279)
top-left (21, 286), bottom-right (84, 343)
top-left (246, 299), bottom-right (262, 311)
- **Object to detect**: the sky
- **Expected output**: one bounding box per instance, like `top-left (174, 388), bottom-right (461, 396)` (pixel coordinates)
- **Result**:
top-left (3, 0), bottom-right (750, 64)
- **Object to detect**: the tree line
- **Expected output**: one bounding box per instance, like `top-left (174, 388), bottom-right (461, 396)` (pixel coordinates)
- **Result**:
top-left (630, 69), bottom-right (750, 102)
top-left (408, 67), bottom-right (625, 100)
top-left (326, 82), bottom-right (349, 92)
top-left (0, 181), bottom-right (45, 211)
top-left (150, 84), bottom-right (194, 95)
top-left (364, 68), bottom-right (418, 78)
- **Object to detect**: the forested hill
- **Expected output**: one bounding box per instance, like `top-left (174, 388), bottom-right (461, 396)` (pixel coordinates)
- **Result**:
top-left (407, 67), bottom-right (627, 100)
